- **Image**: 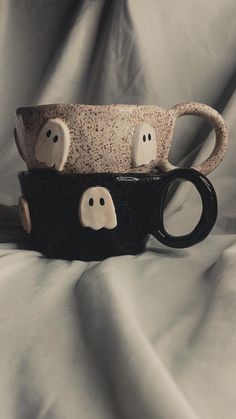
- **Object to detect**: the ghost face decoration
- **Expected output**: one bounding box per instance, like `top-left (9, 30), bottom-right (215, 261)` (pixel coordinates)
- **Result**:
top-left (79, 187), bottom-right (117, 230)
top-left (35, 118), bottom-right (70, 171)
top-left (132, 123), bottom-right (157, 167)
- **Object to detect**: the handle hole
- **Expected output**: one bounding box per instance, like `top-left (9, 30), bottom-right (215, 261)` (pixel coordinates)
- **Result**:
top-left (169, 115), bottom-right (215, 168)
top-left (163, 180), bottom-right (202, 236)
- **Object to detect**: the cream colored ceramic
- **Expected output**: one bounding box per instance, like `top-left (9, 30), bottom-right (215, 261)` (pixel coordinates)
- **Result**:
top-left (15, 102), bottom-right (228, 175)
top-left (79, 186), bottom-right (117, 230)
top-left (18, 196), bottom-right (31, 234)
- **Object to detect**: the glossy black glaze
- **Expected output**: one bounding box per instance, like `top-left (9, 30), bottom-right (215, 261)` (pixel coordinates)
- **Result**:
top-left (18, 169), bottom-right (217, 261)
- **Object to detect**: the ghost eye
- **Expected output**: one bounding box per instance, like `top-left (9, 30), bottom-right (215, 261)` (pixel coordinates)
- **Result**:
top-left (53, 135), bottom-right (59, 143)
top-left (143, 135), bottom-right (146, 142)
top-left (148, 133), bottom-right (151, 141)
top-left (89, 198), bottom-right (94, 206)
top-left (46, 130), bottom-right (51, 137)
top-left (100, 198), bottom-right (105, 206)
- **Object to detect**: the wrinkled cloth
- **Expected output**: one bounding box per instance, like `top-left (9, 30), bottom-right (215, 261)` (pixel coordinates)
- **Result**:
top-left (0, 1), bottom-right (236, 418)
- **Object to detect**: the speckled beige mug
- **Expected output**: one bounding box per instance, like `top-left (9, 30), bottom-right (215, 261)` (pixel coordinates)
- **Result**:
top-left (15, 102), bottom-right (228, 175)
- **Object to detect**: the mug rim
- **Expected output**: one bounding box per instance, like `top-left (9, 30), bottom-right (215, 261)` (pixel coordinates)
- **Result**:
top-left (18, 169), bottom-right (163, 180)
top-left (16, 103), bottom-right (166, 114)
top-left (18, 167), bottom-right (199, 180)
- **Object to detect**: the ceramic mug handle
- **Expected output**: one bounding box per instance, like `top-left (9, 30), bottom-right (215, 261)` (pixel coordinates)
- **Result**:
top-left (162, 102), bottom-right (228, 175)
top-left (151, 168), bottom-right (217, 248)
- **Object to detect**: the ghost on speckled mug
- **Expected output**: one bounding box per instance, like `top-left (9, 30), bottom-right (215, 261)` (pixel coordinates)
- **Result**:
top-left (15, 102), bottom-right (228, 175)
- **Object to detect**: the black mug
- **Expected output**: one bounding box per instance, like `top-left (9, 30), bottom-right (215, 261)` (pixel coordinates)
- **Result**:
top-left (18, 168), bottom-right (217, 261)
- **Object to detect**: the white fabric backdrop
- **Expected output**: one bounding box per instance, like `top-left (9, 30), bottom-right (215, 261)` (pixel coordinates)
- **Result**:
top-left (0, 1), bottom-right (236, 418)
top-left (0, 0), bottom-right (235, 204)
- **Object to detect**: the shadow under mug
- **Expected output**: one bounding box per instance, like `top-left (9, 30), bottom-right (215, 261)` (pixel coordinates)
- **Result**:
top-left (15, 102), bottom-right (228, 175)
top-left (18, 168), bottom-right (217, 261)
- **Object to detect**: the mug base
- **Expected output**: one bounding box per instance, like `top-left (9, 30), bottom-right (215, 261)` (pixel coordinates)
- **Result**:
top-left (32, 238), bottom-right (146, 261)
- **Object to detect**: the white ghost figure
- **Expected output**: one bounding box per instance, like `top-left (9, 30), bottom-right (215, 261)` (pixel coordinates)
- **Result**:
top-left (79, 187), bottom-right (117, 230)
top-left (132, 123), bottom-right (157, 167)
top-left (35, 118), bottom-right (70, 171)
top-left (19, 196), bottom-right (32, 234)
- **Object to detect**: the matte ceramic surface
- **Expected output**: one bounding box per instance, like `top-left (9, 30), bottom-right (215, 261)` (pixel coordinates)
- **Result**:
top-left (18, 169), bottom-right (217, 261)
top-left (132, 122), bottom-right (157, 167)
top-left (35, 118), bottom-right (70, 170)
top-left (79, 186), bottom-right (117, 230)
top-left (15, 102), bottom-right (228, 175)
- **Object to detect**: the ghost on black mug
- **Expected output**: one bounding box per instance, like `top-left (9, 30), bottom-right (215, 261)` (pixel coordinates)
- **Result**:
top-left (18, 168), bottom-right (217, 261)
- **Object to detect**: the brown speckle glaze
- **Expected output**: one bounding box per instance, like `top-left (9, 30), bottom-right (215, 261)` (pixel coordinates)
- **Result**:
top-left (15, 102), bottom-right (228, 175)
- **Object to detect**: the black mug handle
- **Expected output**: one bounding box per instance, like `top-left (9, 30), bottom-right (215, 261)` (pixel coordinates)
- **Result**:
top-left (152, 168), bottom-right (217, 248)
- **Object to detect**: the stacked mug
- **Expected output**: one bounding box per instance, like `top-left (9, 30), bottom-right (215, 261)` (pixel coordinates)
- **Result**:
top-left (15, 102), bottom-right (228, 261)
